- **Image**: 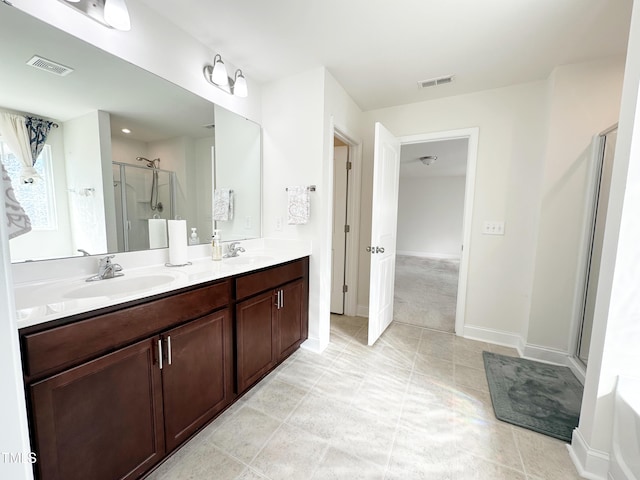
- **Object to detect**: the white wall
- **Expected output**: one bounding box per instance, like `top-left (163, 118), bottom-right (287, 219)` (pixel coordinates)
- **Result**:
top-left (527, 57), bottom-right (625, 354)
top-left (213, 106), bottom-right (261, 241)
top-left (360, 81), bottom-right (549, 340)
top-left (261, 67), bottom-right (363, 351)
top-left (63, 111), bottom-right (112, 255)
top-left (396, 175), bottom-right (465, 258)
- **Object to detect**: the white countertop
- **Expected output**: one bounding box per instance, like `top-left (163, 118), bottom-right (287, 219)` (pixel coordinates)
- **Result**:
top-left (14, 239), bottom-right (311, 330)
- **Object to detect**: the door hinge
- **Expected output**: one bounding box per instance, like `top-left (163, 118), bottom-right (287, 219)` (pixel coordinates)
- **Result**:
top-left (346, 161), bottom-right (352, 171)
top-left (344, 224), bottom-right (350, 233)
top-left (343, 285), bottom-right (348, 293)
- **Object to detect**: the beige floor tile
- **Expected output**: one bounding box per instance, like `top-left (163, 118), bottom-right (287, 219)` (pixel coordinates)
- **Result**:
top-left (455, 453), bottom-right (526, 480)
top-left (273, 353), bottom-right (328, 390)
top-left (386, 426), bottom-right (456, 480)
top-left (159, 442), bottom-right (246, 480)
top-left (235, 468), bottom-right (270, 480)
top-left (454, 363), bottom-right (489, 392)
top-left (209, 406), bottom-right (281, 464)
top-left (487, 343), bottom-right (520, 357)
top-left (451, 384), bottom-right (496, 421)
top-left (287, 391), bottom-right (351, 440)
top-left (401, 372), bottom-right (456, 420)
top-left (453, 336), bottom-right (490, 352)
top-left (251, 423), bottom-right (328, 480)
top-left (454, 414), bottom-right (524, 470)
top-left (351, 375), bottom-right (406, 422)
top-left (417, 339), bottom-right (454, 362)
top-left (330, 406), bottom-right (397, 467)
top-left (453, 344), bottom-right (486, 370)
top-left (414, 353), bottom-right (455, 381)
top-left (311, 447), bottom-right (385, 480)
top-left (514, 428), bottom-right (583, 479)
top-left (242, 377), bottom-right (307, 421)
top-left (312, 367), bottom-right (365, 404)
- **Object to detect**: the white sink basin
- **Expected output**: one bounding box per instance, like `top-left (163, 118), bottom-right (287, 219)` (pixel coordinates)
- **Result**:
top-left (223, 255), bottom-right (276, 266)
top-left (63, 273), bottom-right (178, 299)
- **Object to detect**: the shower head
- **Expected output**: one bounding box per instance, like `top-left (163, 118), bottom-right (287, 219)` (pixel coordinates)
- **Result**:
top-left (136, 156), bottom-right (160, 168)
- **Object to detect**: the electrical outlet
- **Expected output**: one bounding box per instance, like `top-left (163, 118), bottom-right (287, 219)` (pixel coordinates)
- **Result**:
top-left (275, 216), bottom-right (283, 232)
top-left (482, 221), bottom-right (505, 235)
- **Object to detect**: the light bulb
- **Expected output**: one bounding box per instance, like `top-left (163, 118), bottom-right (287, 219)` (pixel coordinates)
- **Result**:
top-left (233, 70), bottom-right (248, 97)
top-left (211, 55), bottom-right (229, 86)
top-left (104, 0), bottom-right (131, 31)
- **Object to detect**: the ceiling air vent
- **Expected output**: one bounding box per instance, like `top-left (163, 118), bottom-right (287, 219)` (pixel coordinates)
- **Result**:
top-left (417, 74), bottom-right (454, 89)
top-left (26, 55), bottom-right (74, 77)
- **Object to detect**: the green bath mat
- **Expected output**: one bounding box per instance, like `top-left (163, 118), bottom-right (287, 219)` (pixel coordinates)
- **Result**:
top-left (482, 351), bottom-right (583, 442)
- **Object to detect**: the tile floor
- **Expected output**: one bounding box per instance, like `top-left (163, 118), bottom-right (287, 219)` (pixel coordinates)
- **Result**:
top-left (147, 316), bottom-right (584, 480)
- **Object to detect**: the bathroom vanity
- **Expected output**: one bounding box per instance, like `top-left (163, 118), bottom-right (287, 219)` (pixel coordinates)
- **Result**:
top-left (17, 255), bottom-right (309, 480)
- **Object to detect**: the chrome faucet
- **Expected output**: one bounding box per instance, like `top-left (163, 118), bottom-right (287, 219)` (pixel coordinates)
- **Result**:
top-left (86, 255), bottom-right (124, 282)
top-left (224, 242), bottom-right (246, 258)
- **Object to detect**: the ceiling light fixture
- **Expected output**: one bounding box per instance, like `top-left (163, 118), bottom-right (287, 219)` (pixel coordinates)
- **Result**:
top-left (419, 155), bottom-right (438, 166)
top-left (59, 0), bottom-right (131, 32)
top-left (121, 128), bottom-right (131, 134)
top-left (203, 55), bottom-right (249, 97)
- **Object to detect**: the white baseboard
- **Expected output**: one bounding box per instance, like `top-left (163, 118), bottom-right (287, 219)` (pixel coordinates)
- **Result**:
top-left (568, 428), bottom-right (610, 480)
top-left (522, 343), bottom-right (571, 366)
top-left (356, 304), bottom-right (369, 318)
top-left (567, 355), bottom-right (587, 384)
top-left (462, 325), bottom-right (524, 354)
top-left (396, 250), bottom-right (461, 260)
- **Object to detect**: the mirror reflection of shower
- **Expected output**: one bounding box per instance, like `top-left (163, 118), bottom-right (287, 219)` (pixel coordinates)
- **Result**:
top-left (112, 161), bottom-right (176, 252)
top-left (136, 156), bottom-right (163, 213)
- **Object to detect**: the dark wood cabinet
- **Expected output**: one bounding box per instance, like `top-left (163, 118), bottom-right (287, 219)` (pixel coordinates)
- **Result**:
top-left (236, 290), bottom-right (278, 393)
top-left (276, 279), bottom-right (304, 360)
top-left (30, 338), bottom-right (165, 480)
top-left (235, 259), bottom-right (309, 393)
top-left (161, 310), bottom-right (233, 452)
top-left (21, 257), bottom-right (309, 480)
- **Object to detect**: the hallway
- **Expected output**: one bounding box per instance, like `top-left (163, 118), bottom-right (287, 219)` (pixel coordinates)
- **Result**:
top-left (394, 255), bottom-right (459, 332)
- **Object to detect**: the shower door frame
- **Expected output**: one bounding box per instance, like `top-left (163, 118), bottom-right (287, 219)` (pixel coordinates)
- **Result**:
top-left (113, 161), bottom-right (176, 252)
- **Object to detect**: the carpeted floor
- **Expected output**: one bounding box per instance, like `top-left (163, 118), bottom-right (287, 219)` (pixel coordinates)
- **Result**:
top-left (393, 255), bottom-right (459, 332)
top-left (483, 351), bottom-right (583, 442)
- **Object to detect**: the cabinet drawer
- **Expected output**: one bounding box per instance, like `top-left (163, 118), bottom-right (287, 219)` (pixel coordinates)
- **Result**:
top-left (22, 281), bottom-right (229, 380)
top-left (235, 259), bottom-right (306, 301)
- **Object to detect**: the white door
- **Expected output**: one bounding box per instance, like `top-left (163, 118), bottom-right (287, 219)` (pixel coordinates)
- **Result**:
top-left (367, 123), bottom-right (401, 345)
top-left (331, 145), bottom-right (349, 314)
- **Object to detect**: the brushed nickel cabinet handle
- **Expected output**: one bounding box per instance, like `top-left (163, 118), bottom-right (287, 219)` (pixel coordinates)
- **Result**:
top-left (167, 336), bottom-right (172, 366)
top-left (158, 339), bottom-right (163, 370)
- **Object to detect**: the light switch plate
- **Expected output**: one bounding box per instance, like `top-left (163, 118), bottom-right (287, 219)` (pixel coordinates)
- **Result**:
top-left (482, 221), bottom-right (505, 235)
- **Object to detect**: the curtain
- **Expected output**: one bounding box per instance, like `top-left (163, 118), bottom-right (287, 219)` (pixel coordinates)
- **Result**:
top-left (1, 162), bottom-right (31, 239)
top-left (0, 113), bottom-right (38, 183)
top-left (25, 116), bottom-right (54, 165)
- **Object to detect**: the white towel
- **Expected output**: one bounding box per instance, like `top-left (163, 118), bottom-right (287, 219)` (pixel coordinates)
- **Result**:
top-left (287, 186), bottom-right (310, 225)
top-left (148, 218), bottom-right (168, 249)
top-left (2, 162), bottom-right (32, 239)
top-left (213, 188), bottom-right (234, 221)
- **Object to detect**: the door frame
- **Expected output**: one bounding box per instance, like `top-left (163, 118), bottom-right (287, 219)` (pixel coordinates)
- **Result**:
top-left (397, 127), bottom-right (479, 336)
top-left (331, 125), bottom-right (362, 318)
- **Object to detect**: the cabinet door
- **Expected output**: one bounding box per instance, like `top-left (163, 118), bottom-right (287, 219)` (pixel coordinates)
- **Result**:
top-left (277, 279), bottom-right (304, 360)
top-left (236, 290), bottom-right (277, 393)
top-left (30, 338), bottom-right (164, 480)
top-left (162, 310), bottom-right (233, 452)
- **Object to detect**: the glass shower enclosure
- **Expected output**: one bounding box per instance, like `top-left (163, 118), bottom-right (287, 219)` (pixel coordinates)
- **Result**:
top-left (112, 162), bottom-right (176, 252)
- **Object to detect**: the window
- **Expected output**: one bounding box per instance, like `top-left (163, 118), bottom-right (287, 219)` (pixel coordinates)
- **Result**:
top-left (0, 141), bottom-right (58, 230)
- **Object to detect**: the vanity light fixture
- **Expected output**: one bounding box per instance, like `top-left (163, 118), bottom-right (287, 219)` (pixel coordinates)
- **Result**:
top-left (121, 128), bottom-right (131, 134)
top-left (59, 0), bottom-right (131, 32)
top-left (203, 55), bottom-right (249, 97)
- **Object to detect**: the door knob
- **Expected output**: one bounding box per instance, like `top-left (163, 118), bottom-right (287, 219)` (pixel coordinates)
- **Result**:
top-left (375, 247), bottom-right (385, 254)
top-left (366, 246), bottom-right (372, 253)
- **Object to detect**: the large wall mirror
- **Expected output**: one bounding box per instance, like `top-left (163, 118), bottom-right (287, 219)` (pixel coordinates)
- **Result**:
top-left (0, 6), bottom-right (261, 263)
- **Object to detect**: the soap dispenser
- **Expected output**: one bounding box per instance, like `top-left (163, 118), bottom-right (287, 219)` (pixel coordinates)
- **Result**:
top-left (212, 229), bottom-right (222, 261)
top-left (189, 227), bottom-right (200, 245)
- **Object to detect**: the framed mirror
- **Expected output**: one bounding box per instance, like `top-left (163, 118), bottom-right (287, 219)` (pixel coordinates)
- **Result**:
top-left (0, 6), bottom-right (262, 263)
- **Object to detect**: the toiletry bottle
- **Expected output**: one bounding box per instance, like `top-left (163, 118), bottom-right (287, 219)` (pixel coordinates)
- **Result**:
top-left (212, 229), bottom-right (222, 261)
top-left (189, 227), bottom-right (200, 245)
